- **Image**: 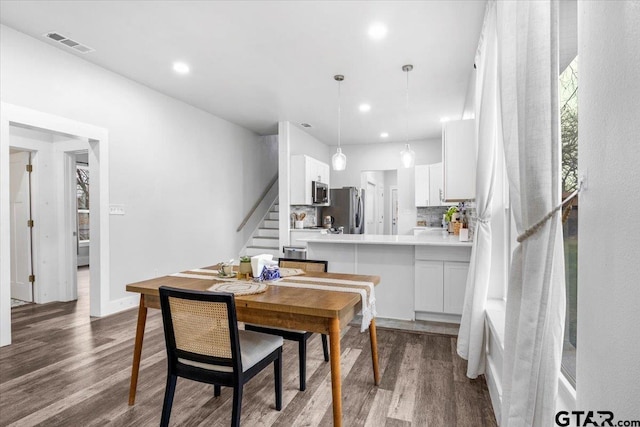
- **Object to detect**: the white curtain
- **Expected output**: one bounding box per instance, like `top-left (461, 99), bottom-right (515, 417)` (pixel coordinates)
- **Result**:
top-left (497, 1), bottom-right (566, 426)
top-left (457, 0), bottom-right (499, 379)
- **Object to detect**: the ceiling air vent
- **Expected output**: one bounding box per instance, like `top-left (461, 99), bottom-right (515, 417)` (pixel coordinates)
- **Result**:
top-left (43, 32), bottom-right (95, 54)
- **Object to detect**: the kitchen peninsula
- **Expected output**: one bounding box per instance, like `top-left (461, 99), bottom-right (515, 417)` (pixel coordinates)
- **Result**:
top-left (298, 231), bottom-right (472, 323)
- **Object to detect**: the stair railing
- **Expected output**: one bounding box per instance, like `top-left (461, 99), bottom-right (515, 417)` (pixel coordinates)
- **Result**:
top-left (236, 173), bottom-right (278, 232)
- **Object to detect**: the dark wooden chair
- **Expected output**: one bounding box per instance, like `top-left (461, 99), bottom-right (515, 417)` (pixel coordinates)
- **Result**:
top-left (245, 258), bottom-right (329, 391)
top-left (159, 286), bottom-right (282, 427)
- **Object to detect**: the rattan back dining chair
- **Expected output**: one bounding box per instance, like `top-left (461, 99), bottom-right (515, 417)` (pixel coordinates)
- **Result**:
top-left (159, 286), bottom-right (283, 427)
top-left (245, 258), bottom-right (329, 391)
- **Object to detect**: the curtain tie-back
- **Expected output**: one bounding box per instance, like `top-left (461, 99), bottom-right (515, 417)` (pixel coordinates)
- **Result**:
top-left (517, 182), bottom-right (582, 243)
top-left (475, 216), bottom-right (491, 224)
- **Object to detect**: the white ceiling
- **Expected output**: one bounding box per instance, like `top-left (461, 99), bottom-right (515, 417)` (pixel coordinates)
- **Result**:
top-left (0, 1), bottom-right (486, 145)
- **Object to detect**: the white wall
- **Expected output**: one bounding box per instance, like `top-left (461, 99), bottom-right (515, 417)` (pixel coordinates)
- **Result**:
top-left (577, 1), bottom-right (640, 419)
top-left (329, 138), bottom-right (441, 188)
top-left (0, 26), bottom-right (276, 309)
top-left (329, 138), bottom-right (441, 235)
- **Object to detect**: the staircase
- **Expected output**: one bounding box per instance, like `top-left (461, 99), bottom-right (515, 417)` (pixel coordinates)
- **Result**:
top-left (243, 200), bottom-right (281, 259)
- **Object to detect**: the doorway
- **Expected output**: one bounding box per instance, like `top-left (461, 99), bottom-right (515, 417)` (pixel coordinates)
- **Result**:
top-left (1, 103), bottom-right (111, 347)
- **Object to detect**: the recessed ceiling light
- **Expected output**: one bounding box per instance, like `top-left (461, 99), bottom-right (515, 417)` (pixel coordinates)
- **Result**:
top-left (359, 104), bottom-right (371, 113)
top-left (300, 123), bottom-right (312, 128)
top-left (173, 62), bottom-right (190, 74)
top-left (368, 23), bottom-right (388, 40)
top-left (440, 117), bottom-right (450, 122)
top-left (380, 132), bottom-right (389, 138)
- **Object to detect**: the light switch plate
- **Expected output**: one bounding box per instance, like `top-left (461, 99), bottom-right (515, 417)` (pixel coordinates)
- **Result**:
top-left (109, 204), bottom-right (125, 215)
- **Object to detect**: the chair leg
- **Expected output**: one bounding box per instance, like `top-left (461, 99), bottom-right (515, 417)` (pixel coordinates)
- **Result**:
top-left (298, 338), bottom-right (307, 391)
top-left (274, 349), bottom-right (282, 410)
top-left (160, 374), bottom-right (177, 427)
top-left (214, 384), bottom-right (221, 397)
top-left (231, 385), bottom-right (243, 427)
top-left (321, 334), bottom-right (329, 362)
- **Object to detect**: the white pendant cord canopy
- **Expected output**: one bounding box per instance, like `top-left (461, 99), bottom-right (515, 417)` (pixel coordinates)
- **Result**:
top-left (332, 74), bottom-right (347, 171)
top-left (400, 64), bottom-right (416, 168)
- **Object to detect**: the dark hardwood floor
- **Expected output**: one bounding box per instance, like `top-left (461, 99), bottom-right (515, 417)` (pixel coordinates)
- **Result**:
top-left (0, 267), bottom-right (496, 426)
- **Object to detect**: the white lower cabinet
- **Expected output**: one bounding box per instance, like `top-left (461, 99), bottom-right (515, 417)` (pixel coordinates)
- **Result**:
top-left (414, 246), bottom-right (471, 321)
top-left (443, 261), bottom-right (469, 315)
top-left (414, 261), bottom-right (443, 312)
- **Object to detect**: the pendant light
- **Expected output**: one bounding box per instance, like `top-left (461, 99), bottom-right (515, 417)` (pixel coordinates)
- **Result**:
top-left (400, 64), bottom-right (416, 168)
top-left (332, 74), bottom-right (347, 171)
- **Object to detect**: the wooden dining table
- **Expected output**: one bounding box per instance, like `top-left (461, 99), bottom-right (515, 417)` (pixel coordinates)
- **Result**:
top-left (125, 266), bottom-right (381, 427)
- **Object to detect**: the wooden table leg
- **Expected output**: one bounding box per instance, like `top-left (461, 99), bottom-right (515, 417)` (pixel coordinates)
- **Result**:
top-left (128, 295), bottom-right (148, 405)
top-left (369, 318), bottom-right (380, 386)
top-left (329, 318), bottom-right (342, 427)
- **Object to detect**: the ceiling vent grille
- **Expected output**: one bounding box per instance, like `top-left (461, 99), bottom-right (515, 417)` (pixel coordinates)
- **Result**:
top-left (43, 32), bottom-right (95, 54)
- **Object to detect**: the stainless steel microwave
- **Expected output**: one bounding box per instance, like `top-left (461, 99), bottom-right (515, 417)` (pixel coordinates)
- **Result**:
top-left (312, 181), bottom-right (328, 204)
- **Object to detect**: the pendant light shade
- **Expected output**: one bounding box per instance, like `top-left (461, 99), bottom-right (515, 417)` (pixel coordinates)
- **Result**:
top-left (332, 147), bottom-right (347, 171)
top-left (400, 143), bottom-right (416, 168)
top-left (401, 64), bottom-right (416, 168)
top-left (332, 74), bottom-right (347, 171)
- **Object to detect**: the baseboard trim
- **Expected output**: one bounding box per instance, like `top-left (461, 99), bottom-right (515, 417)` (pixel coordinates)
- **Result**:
top-left (101, 295), bottom-right (139, 317)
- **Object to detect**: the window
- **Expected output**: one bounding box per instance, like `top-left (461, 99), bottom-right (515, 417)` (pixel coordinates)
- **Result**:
top-left (77, 164), bottom-right (90, 242)
top-left (560, 57), bottom-right (578, 386)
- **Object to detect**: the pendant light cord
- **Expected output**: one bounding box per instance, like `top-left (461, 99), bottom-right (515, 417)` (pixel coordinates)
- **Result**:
top-left (405, 68), bottom-right (409, 146)
top-left (338, 79), bottom-right (342, 149)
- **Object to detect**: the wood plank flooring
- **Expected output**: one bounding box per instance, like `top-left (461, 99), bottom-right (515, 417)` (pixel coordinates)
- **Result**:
top-left (0, 268), bottom-right (496, 426)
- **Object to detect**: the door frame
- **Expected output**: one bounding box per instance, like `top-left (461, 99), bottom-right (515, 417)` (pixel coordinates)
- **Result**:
top-left (390, 186), bottom-right (399, 235)
top-left (0, 102), bottom-right (111, 346)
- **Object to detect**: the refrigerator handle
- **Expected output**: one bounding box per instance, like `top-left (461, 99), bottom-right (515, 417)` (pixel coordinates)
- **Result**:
top-left (355, 193), bottom-right (363, 228)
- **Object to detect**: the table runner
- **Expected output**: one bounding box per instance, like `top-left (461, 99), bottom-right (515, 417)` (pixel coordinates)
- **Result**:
top-left (170, 269), bottom-right (377, 332)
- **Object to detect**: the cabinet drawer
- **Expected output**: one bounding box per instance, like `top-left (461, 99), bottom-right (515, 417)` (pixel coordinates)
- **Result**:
top-left (415, 245), bottom-right (472, 262)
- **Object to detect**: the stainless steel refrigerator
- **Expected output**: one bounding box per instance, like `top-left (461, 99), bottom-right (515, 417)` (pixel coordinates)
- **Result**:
top-left (321, 187), bottom-right (365, 234)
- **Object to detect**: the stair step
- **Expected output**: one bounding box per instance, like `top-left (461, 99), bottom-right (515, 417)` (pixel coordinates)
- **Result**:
top-left (263, 219), bottom-right (278, 228)
top-left (256, 228), bottom-right (279, 237)
top-left (272, 204), bottom-right (279, 212)
top-left (252, 236), bottom-right (278, 247)
top-left (267, 212), bottom-right (279, 220)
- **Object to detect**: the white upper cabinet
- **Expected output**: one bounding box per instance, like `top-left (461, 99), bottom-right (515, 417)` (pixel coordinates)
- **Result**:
top-left (429, 162), bottom-right (444, 206)
top-left (414, 165), bottom-right (430, 206)
top-left (290, 154), bottom-right (330, 205)
top-left (442, 119), bottom-right (476, 201)
top-left (415, 162), bottom-right (446, 207)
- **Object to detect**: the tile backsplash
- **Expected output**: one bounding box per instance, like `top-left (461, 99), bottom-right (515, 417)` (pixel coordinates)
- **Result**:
top-left (417, 201), bottom-right (477, 241)
top-left (416, 206), bottom-right (449, 227)
top-left (290, 205), bottom-right (320, 228)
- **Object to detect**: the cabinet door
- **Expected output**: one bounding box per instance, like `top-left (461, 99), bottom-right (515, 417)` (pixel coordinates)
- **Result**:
top-left (428, 162), bottom-right (443, 206)
top-left (442, 119), bottom-right (476, 201)
top-left (290, 155), bottom-right (308, 205)
top-left (414, 165), bottom-right (430, 207)
top-left (414, 260), bottom-right (443, 312)
top-left (443, 261), bottom-right (469, 315)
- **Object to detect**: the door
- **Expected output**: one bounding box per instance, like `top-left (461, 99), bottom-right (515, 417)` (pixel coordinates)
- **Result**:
top-left (376, 186), bottom-right (384, 234)
top-left (391, 187), bottom-right (399, 235)
top-left (9, 151), bottom-right (33, 302)
top-left (365, 181), bottom-right (376, 234)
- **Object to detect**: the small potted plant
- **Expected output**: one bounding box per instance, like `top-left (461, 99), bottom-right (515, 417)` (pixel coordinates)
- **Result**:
top-left (238, 256), bottom-right (252, 278)
top-left (445, 206), bottom-right (459, 234)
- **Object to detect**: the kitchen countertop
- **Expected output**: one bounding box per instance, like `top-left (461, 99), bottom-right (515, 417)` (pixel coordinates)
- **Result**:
top-left (297, 231), bottom-right (472, 247)
top-left (290, 227), bottom-right (327, 232)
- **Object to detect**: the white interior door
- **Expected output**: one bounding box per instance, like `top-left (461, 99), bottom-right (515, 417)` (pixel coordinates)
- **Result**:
top-left (9, 151), bottom-right (33, 302)
top-left (391, 187), bottom-right (399, 235)
top-left (365, 181), bottom-right (376, 235)
top-left (376, 186), bottom-right (384, 233)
